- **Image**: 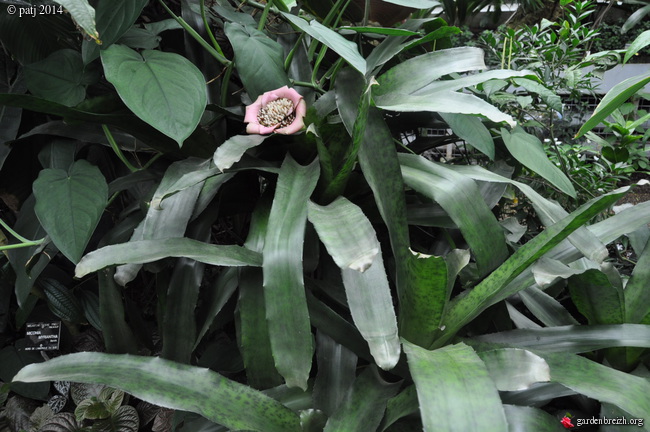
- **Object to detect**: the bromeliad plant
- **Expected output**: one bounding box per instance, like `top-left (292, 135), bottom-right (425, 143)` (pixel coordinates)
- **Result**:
top-left (2, 0), bottom-right (650, 431)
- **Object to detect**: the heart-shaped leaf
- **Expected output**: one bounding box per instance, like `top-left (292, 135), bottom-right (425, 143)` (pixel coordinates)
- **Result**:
top-left (52, 0), bottom-right (100, 43)
top-left (24, 49), bottom-right (99, 107)
top-left (33, 160), bottom-right (108, 264)
top-left (101, 44), bottom-right (207, 146)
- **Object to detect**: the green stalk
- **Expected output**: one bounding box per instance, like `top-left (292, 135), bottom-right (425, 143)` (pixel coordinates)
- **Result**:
top-left (200, 0), bottom-right (225, 56)
top-left (284, 33), bottom-right (305, 71)
top-left (158, 0), bottom-right (230, 66)
top-left (257, 0), bottom-right (273, 31)
top-left (0, 218), bottom-right (35, 244)
top-left (362, 0), bottom-right (370, 26)
top-left (221, 63), bottom-right (234, 107)
top-left (102, 125), bottom-right (139, 173)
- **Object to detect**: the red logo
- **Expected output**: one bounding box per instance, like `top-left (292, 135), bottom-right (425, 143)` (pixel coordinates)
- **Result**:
top-left (561, 415), bottom-right (575, 428)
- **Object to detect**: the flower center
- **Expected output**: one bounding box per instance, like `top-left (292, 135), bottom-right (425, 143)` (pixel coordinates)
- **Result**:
top-left (257, 97), bottom-right (296, 128)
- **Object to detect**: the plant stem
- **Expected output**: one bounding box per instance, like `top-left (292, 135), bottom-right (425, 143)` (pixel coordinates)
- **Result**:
top-left (221, 63), bottom-right (234, 107)
top-left (0, 218), bottom-right (45, 251)
top-left (102, 125), bottom-right (139, 173)
top-left (158, 0), bottom-right (230, 66)
top-left (362, 0), bottom-right (370, 26)
top-left (284, 33), bottom-right (305, 71)
top-left (290, 79), bottom-right (325, 93)
top-left (257, 0), bottom-right (273, 31)
top-left (200, 0), bottom-right (225, 56)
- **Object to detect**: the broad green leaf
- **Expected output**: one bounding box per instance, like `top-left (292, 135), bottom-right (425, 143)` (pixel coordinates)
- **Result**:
top-left (374, 47), bottom-right (485, 96)
top-left (213, 135), bottom-right (269, 172)
top-left (263, 156), bottom-right (319, 390)
top-left (403, 342), bottom-right (508, 432)
top-left (76, 238), bottom-right (261, 277)
top-left (52, 0), bottom-right (99, 43)
top-left (224, 23), bottom-right (290, 100)
top-left (543, 351), bottom-right (650, 422)
top-left (437, 188), bottom-right (628, 347)
top-left (503, 405), bottom-right (565, 432)
top-left (399, 154), bottom-right (509, 276)
top-left (377, 91), bottom-right (516, 126)
top-left (365, 19), bottom-right (427, 73)
top-left (82, 0), bottom-right (149, 63)
top-left (478, 348), bottom-right (550, 391)
top-left (439, 112), bottom-right (494, 159)
top-left (501, 127), bottom-right (576, 198)
top-left (335, 68), bottom-right (443, 348)
top-left (323, 367), bottom-right (400, 432)
top-left (475, 324), bottom-right (650, 353)
top-left (624, 240), bottom-right (650, 323)
top-left (33, 159), bottom-right (107, 264)
top-left (625, 30), bottom-right (650, 63)
top-left (569, 269), bottom-right (625, 325)
top-left (576, 71), bottom-right (650, 138)
top-left (97, 268), bottom-right (137, 354)
top-left (307, 197), bottom-right (379, 271)
top-left (341, 252), bottom-right (400, 370)
top-left (282, 14), bottom-right (366, 75)
top-left (313, 332), bottom-right (357, 416)
top-left (195, 267), bottom-right (239, 349)
top-left (12, 352), bottom-right (301, 432)
top-left (24, 49), bottom-right (98, 107)
top-left (101, 44), bottom-right (207, 146)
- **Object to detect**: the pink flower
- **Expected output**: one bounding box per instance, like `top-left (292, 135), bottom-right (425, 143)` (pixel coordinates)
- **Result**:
top-left (244, 86), bottom-right (307, 135)
top-left (560, 416), bottom-right (574, 428)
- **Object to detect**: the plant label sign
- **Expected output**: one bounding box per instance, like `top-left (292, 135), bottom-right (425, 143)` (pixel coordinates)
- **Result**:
top-left (25, 321), bottom-right (61, 351)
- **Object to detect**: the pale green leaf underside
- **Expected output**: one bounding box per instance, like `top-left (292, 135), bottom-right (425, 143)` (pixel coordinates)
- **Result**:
top-left (76, 238), bottom-right (262, 277)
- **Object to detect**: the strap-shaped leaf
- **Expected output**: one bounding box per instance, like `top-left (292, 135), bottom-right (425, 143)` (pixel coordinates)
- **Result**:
top-left (307, 197), bottom-right (379, 272)
top-left (213, 135), bottom-right (269, 172)
top-left (404, 341), bottom-right (508, 432)
top-left (478, 348), bottom-right (551, 391)
top-left (263, 155), bottom-right (320, 390)
top-left (33, 160), bottom-right (107, 264)
top-left (101, 44), bottom-right (207, 146)
top-left (76, 238), bottom-right (262, 277)
top-left (13, 352), bottom-right (301, 432)
top-left (341, 253), bottom-right (400, 370)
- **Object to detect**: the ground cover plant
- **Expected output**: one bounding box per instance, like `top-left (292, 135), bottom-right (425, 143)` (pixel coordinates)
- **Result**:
top-left (1, 0), bottom-right (650, 431)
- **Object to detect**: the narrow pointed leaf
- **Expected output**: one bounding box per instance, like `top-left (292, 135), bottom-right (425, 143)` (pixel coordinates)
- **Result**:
top-left (33, 160), bottom-right (107, 264)
top-left (438, 189), bottom-right (628, 347)
top-left (101, 44), bottom-right (207, 146)
top-left (374, 47), bottom-right (485, 96)
top-left (501, 127), bottom-right (576, 198)
top-left (12, 352), bottom-right (301, 432)
top-left (282, 14), bottom-right (366, 75)
top-left (625, 30), bottom-right (650, 63)
top-left (341, 252), bottom-right (400, 370)
top-left (624, 240), bottom-right (650, 323)
top-left (308, 197), bottom-right (379, 272)
top-left (76, 238), bottom-right (261, 277)
top-left (576, 70), bottom-right (650, 138)
top-left (403, 341), bottom-right (508, 432)
top-left (323, 367), bottom-right (400, 432)
top-left (569, 269), bottom-right (625, 325)
top-left (475, 324), bottom-right (650, 353)
top-left (263, 156), bottom-right (320, 390)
